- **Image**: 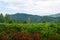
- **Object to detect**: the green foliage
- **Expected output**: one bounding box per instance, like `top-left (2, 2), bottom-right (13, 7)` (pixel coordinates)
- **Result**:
top-left (0, 23), bottom-right (60, 40)
top-left (0, 13), bottom-right (5, 22)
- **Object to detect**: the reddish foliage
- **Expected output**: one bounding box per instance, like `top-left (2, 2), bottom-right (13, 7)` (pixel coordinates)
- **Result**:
top-left (14, 32), bottom-right (24, 40)
top-left (0, 31), bottom-right (44, 40)
top-left (24, 31), bottom-right (33, 40)
top-left (0, 33), bottom-right (7, 40)
top-left (33, 33), bottom-right (40, 40)
top-left (14, 31), bottom-right (33, 40)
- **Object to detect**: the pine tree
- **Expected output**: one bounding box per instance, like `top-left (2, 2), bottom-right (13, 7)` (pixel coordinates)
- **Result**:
top-left (0, 13), bottom-right (4, 23)
top-left (5, 14), bottom-right (11, 23)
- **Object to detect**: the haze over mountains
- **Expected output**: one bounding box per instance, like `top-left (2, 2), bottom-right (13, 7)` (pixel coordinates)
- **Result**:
top-left (49, 13), bottom-right (60, 17)
top-left (10, 13), bottom-right (60, 22)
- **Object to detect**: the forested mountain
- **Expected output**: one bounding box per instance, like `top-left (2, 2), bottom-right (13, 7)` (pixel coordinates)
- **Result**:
top-left (10, 13), bottom-right (42, 22)
top-left (10, 13), bottom-right (60, 22)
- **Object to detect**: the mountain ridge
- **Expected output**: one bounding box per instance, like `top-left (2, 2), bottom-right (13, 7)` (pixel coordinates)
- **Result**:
top-left (10, 13), bottom-right (60, 22)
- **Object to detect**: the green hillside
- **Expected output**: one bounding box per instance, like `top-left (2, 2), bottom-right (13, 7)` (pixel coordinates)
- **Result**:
top-left (10, 13), bottom-right (60, 23)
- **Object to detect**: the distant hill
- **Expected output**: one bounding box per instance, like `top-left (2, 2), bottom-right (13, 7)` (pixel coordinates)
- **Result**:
top-left (49, 13), bottom-right (60, 17)
top-left (10, 13), bottom-right (60, 22)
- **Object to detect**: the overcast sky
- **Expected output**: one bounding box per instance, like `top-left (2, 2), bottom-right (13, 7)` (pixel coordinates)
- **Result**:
top-left (0, 0), bottom-right (60, 16)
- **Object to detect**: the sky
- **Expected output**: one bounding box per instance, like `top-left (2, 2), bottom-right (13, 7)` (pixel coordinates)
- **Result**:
top-left (0, 0), bottom-right (60, 16)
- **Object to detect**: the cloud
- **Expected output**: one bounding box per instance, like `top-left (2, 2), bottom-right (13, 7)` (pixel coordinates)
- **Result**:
top-left (0, 0), bottom-right (60, 15)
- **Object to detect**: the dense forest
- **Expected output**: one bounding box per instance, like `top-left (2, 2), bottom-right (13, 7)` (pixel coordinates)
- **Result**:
top-left (0, 13), bottom-right (60, 40)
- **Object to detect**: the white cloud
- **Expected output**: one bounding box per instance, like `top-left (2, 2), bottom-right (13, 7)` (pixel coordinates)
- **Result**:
top-left (0, 0), bottom-right (60, 15)
top-left (6, 5), bottom-right (19, 11)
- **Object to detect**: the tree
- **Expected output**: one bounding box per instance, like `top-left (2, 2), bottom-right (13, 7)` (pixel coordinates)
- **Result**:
top-left (0, 13), bottom-right (5, 23)
top-left (5, 14), bottom-right (11, 23)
